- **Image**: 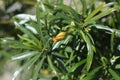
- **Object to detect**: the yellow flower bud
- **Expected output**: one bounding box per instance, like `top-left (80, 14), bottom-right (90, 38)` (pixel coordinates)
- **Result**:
top-left (52, 32), bottom-right (67, 42)
top-left (41, 69), bottom-right (50, 75)
top-left (70, 21), bottom-right (75, 26)
top-left (85, 27), bottom-right (91, 32)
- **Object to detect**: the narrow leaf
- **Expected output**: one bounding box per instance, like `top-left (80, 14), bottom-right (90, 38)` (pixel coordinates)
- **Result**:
top-left (81, 66), bottom-right (102, 80)
top-left (90, 8), bottom-right (115, 22)
top-left (18, 35), bottom-right (37, 46)
top-left (108, 68), bottom-right (120, 80)
top-left (110, 32), bottom-right (114, 53)
top-left (69, 59), bottom-right (86, 72)
top-left (32, 56), bottom-right (45, 80)
top-left (14, 21), bottom-right (39, 43)
top-left (12, 56), bottom-right (36, 80)
top-left (85, 2), bottom-right (105, 22)
top-left (47, 56), bottom-right (57, 75)
top-left (56, 58), bottom-right (68, 73)
top-left (79, 30), bottom-right (94, 71)
top-left (12, 51), bottom-right (37, 60)
top-left (81, 0), bottom-right (87, 17)
top-left (36, 1), bottom-right (45, 43)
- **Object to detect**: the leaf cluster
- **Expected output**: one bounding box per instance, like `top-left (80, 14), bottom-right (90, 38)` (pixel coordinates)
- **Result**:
top-left (7, 0), bottom-right (120, 80)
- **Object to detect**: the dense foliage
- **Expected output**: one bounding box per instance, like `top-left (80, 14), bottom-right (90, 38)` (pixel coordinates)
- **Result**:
top-left (1, 0), bottom-right (120, 80)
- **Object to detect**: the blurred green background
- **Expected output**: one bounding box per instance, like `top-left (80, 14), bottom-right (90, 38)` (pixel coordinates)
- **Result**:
top-left (0, 0), bottom-right (36, 80)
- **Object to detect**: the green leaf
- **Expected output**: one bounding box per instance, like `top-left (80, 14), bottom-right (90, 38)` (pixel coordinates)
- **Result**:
top-left (79, 30), bottom-right (94, 71)
top-left (32, 56), bottom-right (45, 80)
top-left (52, 41), bottom-right (62, 50)
top-left (65, 53), bottom-right (76, 66)
top-left (56, 58), bottom-right (68, 73)
top-left (91, 24), bottom-right (120, 38)
top-left (62, 35), bottom-right (73, 44)
top-left (11, 51), bottom-right (38, 60)
top-left (28, 52), bottom-right (43, 68)
top-left (14, 22), bottom-right (39, 43)
top-left (81, 66), bottom-right (102, 80)
top-left (36, 1), bottom-right (45, 43)
top-left (47, 56), bottom-right (57, 76)
top-left (108, 68), bottom-right (120, 80)
top-left (65, 46), bottom-right (73, 53)
top-left (18, 35), bottom-right (37, 46)
top-left (91, 24), bottom-right (113, 32)
top-left (52, 35), bottom-right (73, 50)
top-left (85, 2), bottom-right (105, 22)
top-left (12, 43), bottom-right (33, 50)
top-left (115, 64), bottom-right (120, 69)
top-left (18, 34), bottom-right (42, 50)
top-left (84, 2), bottom-right (118, 26)
top-left (55, 4), bottom-right (80, 22)
top-left (12, 55), bottom-right (38, 80)
top-left (81, 0), bottom-right (87, 17)
top-left (103, 2), bottom-right (117, 8)
top-left (13, 14), bottom-right (36, 24)
top-left (110, 32), bottom-right (114, 53)
top-left (5, 39), bottom-right (35, 50)
top-left (86, 43), bottom-right (94, 71)
top-left (69, 59), bottom-right (86, 72)
top-left (52, 52), bottom-right (67, 59)
top-left (90, 8), bottom-right (115, 22)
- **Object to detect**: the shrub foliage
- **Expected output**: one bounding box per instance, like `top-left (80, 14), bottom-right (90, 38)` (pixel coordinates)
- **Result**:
top-left (3, 0), bottom-right (120, 80)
